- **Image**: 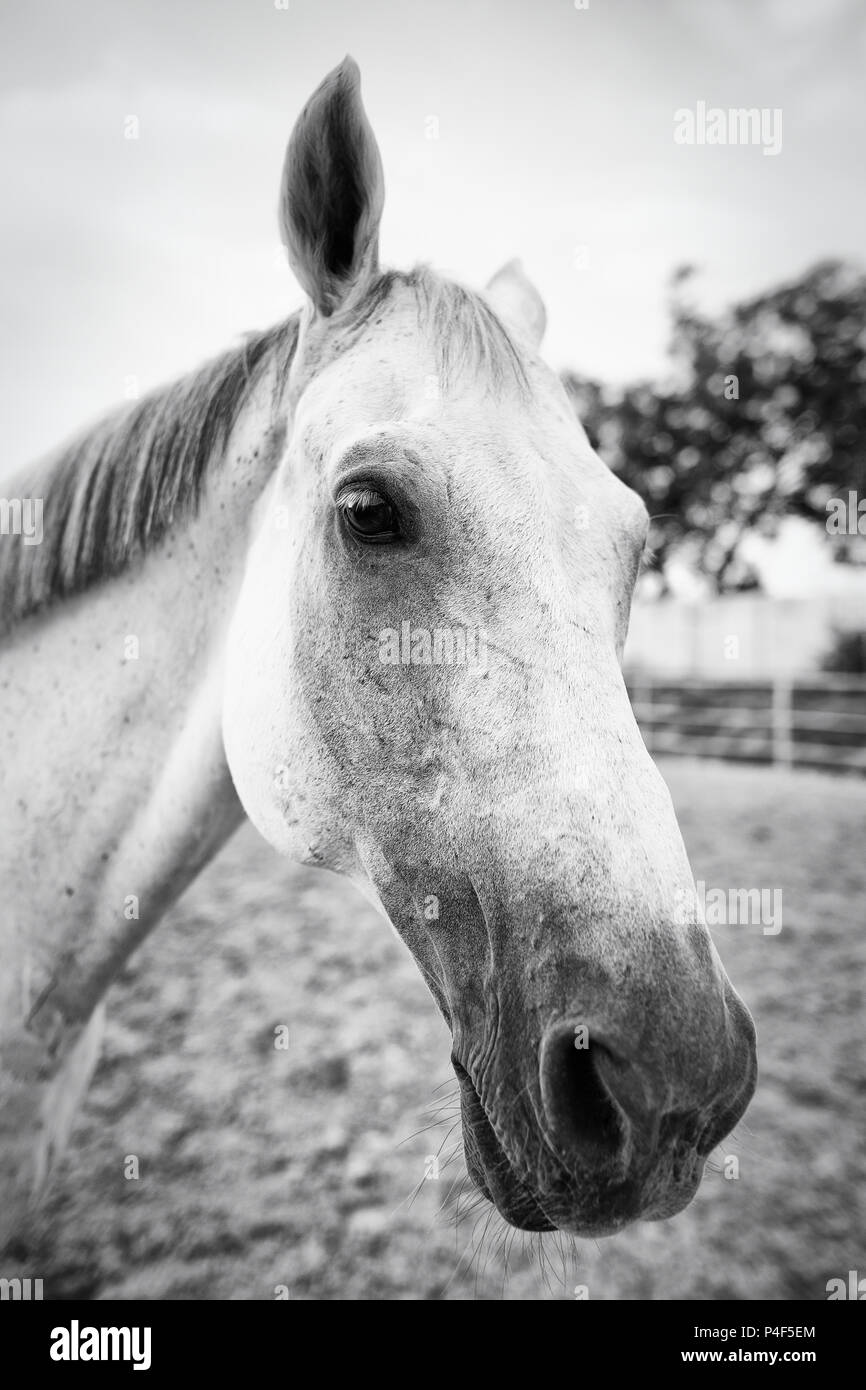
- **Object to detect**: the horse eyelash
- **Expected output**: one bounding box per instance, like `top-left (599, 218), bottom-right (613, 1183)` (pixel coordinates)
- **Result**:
top-left (336, 487), bottom-right (385, 511)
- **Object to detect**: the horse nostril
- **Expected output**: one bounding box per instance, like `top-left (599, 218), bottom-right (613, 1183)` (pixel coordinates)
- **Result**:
top-left (539, 1025), bottom-right (624, 1165)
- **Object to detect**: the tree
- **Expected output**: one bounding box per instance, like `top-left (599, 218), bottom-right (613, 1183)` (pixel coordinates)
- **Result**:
top-left (563, 259), bottom-right (866, 593)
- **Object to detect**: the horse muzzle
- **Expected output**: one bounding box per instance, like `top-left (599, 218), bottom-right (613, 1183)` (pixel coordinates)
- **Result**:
top-left (453, 986), bottom-right (757, 1237)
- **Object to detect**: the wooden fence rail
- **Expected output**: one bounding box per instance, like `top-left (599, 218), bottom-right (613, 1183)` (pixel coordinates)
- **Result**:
top-left (624, 673), bottom-right (866, 777)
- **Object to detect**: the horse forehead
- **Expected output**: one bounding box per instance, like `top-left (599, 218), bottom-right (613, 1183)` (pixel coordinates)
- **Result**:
top-left (433, 404), bottom-right (641, 522)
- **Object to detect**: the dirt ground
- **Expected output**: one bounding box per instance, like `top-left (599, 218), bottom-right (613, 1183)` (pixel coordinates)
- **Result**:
top-left (18, 758), bottom-right (866, 1300)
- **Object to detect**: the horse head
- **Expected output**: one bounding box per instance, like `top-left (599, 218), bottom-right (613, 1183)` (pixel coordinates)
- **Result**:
top-left (223, 58), bottom-right (757, 1236)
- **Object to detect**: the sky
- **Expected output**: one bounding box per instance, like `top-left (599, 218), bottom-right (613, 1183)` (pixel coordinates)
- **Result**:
top-left (1, 0), bottom-right (864, 478)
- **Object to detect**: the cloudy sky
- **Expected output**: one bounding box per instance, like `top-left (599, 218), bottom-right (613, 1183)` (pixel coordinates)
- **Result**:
top-left (1, 0), bottom-right (864, 476)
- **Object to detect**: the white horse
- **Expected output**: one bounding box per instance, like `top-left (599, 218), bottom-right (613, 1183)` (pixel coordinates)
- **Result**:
top-left (0, 58), bottom-right (756, 1249)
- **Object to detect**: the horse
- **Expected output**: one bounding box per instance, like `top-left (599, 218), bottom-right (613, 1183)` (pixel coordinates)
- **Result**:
top-left (0, 56), bottom-right (756, 1253)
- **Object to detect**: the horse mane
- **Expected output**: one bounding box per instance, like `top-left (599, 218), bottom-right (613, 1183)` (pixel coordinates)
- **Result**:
top-left (0, 267), bottom-right (526, 637)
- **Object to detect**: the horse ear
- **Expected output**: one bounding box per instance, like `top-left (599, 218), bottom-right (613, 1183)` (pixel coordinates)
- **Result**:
top-left (279, 57), bottom-right (385, 317)
top-left (484, 259), bottom-right (547, 349)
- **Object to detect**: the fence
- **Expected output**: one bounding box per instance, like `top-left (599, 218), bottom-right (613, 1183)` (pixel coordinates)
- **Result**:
top-left (624, 673), bottom-right (866, 777)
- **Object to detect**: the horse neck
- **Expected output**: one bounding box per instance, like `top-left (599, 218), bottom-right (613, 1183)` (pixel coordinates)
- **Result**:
top-left (0, 359), bottom-right (291, 1028)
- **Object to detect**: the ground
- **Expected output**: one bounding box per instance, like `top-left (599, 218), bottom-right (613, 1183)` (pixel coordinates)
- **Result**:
top-left (18, 758), bottom-right (866, 1300)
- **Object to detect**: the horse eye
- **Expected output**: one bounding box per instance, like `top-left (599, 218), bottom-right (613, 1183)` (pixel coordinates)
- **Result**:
top-left (338, 487), bottom-right (401, 543)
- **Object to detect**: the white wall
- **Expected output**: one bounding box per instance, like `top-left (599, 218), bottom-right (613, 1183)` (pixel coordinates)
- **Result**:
top-left (623, 594), bottom-right (866, 678)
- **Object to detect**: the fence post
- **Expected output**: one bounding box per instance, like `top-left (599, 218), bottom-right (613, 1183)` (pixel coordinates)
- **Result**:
top-left (771, 676), bottom-right (793, 770)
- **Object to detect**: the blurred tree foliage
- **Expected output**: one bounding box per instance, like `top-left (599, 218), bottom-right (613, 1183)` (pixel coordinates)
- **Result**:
top-left (562, 259), bottom-right (866, 594)
top-left (821, 627), bottom-right (866, 674)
